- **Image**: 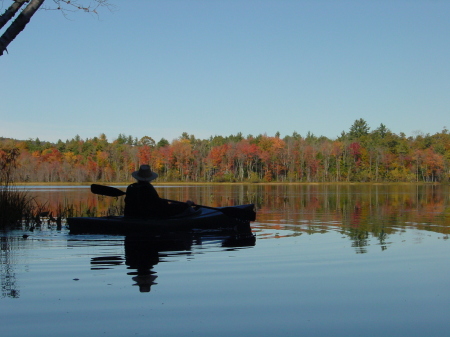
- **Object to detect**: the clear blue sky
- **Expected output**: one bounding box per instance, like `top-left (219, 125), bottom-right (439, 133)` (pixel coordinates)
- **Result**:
top-left (1, 0), bottom-right (449, 144)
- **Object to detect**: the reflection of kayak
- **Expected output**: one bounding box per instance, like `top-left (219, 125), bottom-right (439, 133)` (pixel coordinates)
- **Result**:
top-left (67, 204), bottom-right (254, 235)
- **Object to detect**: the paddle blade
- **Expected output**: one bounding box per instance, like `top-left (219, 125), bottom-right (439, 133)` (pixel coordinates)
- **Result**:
top-left (91, 184), bottom-right (126, 197)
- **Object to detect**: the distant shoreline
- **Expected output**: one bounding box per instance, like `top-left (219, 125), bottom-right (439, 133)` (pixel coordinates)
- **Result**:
top-left (14, 181), bottom-right (444, 186)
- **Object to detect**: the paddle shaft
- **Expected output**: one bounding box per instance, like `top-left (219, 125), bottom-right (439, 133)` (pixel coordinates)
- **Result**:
top-left (161, 198), bottom-right (255, 221)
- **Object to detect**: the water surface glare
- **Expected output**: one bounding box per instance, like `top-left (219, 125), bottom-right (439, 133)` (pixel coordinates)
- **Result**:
top-left (1, 184), bottom-right (450, 337)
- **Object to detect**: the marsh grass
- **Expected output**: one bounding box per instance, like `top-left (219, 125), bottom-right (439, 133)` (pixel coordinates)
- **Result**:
top-left (0, 147), bottom-right (49, 229)
top-left (1, 148), bottom-right (33, 228)
top-left (0, 185), bottom-right (36, 228)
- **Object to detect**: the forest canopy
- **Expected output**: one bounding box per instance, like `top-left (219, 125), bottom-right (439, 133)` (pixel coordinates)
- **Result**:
top-left (1, 120), bottom-right (449, 183)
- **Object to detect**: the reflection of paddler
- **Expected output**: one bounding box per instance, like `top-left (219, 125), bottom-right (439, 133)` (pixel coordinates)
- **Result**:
top-left (124, 234), bottom-right (192, 269)
top-left (132, 272), bottom-right (158, 293)
top-left (124, 234), bottom-right (192, 293)
top-left (125, 236), bottom-right (160, 292)
top-left (125, 237), bottom-right (160, 269)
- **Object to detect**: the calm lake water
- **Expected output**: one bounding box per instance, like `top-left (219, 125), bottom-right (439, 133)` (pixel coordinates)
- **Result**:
top-left (1, 184), bottom-right (450, 337)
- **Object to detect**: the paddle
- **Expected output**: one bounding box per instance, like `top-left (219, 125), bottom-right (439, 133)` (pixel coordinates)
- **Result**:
top-left (90, 184), bottom-right (256, 221)
top-left (91, 184), bottom-right (126, 197)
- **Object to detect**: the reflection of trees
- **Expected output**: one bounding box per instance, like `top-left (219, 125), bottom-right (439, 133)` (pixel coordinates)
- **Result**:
top-left (251, 184), bottom-right (450, 251)
top-left (1, 236), bottom-right (21, 298)
top-left (26, 188), bottom-right (126, 219)
top-left (26, 183), bottom-right (450, 252)
top-left (33, 183), bottom-right (449, 238)
top-left (346, 229), bottom-right (369, 254)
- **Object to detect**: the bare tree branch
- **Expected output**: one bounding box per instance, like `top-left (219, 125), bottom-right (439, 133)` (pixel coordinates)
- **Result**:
top-left (45, 0), bottom-right (115, 16)
top-left (0, 0), bottom-right (44, 56)
top-left (0, 0), bottom-right (115, 56)
top-left (0, 0), bottom-right (30, 30)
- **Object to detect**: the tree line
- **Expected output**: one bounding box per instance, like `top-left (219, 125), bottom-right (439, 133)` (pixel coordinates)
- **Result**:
top-left (1, 119), bottom-right (449, 183)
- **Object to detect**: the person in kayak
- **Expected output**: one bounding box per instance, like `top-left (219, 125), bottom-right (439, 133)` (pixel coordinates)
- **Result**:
top-left (124, 165), bottom-right (193, 218)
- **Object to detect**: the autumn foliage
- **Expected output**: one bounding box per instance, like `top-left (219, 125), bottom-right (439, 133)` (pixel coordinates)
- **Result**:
top-left (1, 121), bottom-right (450, 183)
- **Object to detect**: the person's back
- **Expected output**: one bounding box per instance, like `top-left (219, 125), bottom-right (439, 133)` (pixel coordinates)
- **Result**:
top-left (124, 181), bottom-right (169, 218)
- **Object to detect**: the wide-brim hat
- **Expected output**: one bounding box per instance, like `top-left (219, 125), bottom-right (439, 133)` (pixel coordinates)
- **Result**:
top-left (132, 165), bottom-right (158, 182)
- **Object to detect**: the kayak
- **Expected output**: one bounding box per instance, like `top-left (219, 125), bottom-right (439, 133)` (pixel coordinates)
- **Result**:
top-left (67, 204), bottom-right (255, 235)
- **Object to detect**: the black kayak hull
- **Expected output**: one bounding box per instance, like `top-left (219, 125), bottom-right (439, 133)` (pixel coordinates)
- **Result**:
top-left (67, 204), bottom-right (254, 235)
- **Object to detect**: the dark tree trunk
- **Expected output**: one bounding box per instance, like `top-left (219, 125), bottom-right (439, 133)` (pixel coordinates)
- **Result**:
top-left (0, 0), bottom-right (45, 56)
top-left (0, 0), bottom-right (29, 30)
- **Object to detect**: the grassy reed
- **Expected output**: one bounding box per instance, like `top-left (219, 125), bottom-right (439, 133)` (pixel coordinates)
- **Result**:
top-left (0, 185), bottom-right (36, 228)
top-left (0, 147), bottom-right (40, 228)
